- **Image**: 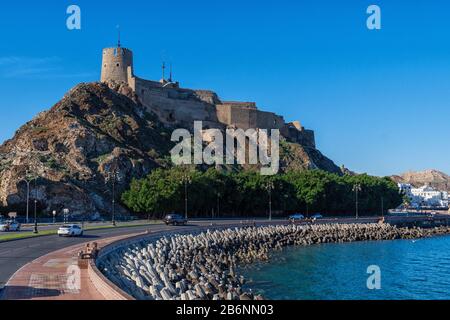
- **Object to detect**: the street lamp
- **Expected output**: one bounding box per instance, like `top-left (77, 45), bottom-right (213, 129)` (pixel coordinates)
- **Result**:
top-left (216, 192), bottom-right (221, 220)
top-left (33, 178), bottom-right (38, 234)
top-left (283, 194), bottom-right (289, 214)
top-left (19, 170), bottom-right (36, 224)
top-left (106, 168), bottom-right (120, 227)
top-left (63, 208), bottom-right (69, 224)
top-left (353, 183), bottom-right (362, 219)
top-left (265, 180), bottom-right (275, 221)
top-left (32, 170), bottom-right (47, 234)
top-left (181, 172), bottom-right (192, 220)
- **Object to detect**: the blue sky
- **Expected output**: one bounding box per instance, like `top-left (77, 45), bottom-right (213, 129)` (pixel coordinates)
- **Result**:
top-left (0, 1), bottom-right (449, 177)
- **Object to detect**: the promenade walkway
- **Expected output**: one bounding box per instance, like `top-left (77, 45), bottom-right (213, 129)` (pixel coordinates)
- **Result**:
top-left (1, 232), bottom-right (145, 300)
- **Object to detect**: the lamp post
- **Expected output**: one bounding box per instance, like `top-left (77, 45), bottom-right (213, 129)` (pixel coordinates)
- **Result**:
top-left (112, 174), bottom-right (116, 226)
top-left (19, 171), bottom-right (35, 224)
top-left (182, 172), bottom-right (192, 220)
top-left (381, 197), bottom-right (384, 218)
top-left (33, 178), bottom-right (38, 234)
top-left (216, 192), bottom-right (221, 220)
top-left (353, 183), bottom-right (362, 219)
top-left (63, 208), bottom-right (69, 224)
top-left (106, 168), bottom-right (120, 227)
top-left (32, 169), bottom-right (47, 234)
top-left (265, 180), bottom-right (275, 221)
top-left (283, 194), bottom-right (289, 215)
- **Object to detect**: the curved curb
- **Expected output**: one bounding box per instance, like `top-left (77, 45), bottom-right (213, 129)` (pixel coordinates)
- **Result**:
top-left (1, 232), bottom-right (146, 300)
top-left (88, 232), bottom-right (152, 300)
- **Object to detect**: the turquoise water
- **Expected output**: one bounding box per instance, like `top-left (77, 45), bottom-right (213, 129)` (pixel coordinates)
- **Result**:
top-left (240, 235), bottom-right (450, 300)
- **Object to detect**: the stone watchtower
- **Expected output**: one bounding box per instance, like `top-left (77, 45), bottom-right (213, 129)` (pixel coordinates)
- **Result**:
top-left (100, 46), bottom-right (134, 84)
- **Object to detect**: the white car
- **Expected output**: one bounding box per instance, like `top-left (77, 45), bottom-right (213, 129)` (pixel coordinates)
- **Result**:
top-left (311, 214), bottom-right (324, 219)
top-left (57, 224), bottom-right (84, 237)
top-left (0, 220), bottom-right (21, 232)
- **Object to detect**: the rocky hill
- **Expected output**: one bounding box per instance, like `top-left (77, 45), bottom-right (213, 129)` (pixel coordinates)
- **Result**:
top-left (391, 170), bottom-right (450, 192)
top-left (0, 82), bottom-right (341, 218)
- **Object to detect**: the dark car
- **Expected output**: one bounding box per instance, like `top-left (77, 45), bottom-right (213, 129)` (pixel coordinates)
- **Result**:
top-left (288, 213), bottom-right (305, 221)
top-left (163, 214), bottom-right (188, 226)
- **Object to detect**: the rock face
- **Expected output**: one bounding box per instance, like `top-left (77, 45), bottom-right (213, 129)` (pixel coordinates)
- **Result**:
top-left (392, 170), bottom-right (450, 192)
top-left (0, 82), bottom-right (341, 218)
top-left (279, 141), bottom-right (342, 174)
top-left (0, 82), bottom-right (172, 217)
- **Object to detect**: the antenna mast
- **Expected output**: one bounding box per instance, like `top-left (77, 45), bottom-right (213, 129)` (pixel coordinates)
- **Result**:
top-left (162, 62), bottom-right (166, 81)
top-left (117, 25), bottom-right (121, 48)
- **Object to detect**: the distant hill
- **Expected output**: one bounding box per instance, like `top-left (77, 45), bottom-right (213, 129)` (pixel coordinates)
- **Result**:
top-left (391, 170), bottom-right (450, 192)
top-left (0, 82), bottom-right (341, 217)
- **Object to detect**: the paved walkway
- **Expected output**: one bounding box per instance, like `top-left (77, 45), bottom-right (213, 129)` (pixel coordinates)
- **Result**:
top-left (1, 232), bottom-right (144, 300)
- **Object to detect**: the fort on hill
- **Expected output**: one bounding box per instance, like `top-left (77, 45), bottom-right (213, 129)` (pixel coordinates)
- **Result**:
top-left (100, 45), bottom-right (316, 149)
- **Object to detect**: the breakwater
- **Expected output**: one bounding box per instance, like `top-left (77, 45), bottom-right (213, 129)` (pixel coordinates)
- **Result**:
top-left (98, 223), bottom-right (450, 300)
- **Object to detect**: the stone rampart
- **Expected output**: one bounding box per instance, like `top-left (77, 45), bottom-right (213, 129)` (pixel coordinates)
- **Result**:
top-left (100, 46), bottom-right (316, 148)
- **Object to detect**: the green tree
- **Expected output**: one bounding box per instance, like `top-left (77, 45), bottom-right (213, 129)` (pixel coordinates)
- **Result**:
top-left (121, 168), bottom-right (403, 218)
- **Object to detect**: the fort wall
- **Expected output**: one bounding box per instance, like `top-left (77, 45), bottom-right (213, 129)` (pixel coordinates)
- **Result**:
top-left (256, 110), bottom-right (284, 130)
top-left (217, 103), bottom-right (284, 131)
top-left (100, 46), bottom-right (316, 148)
top-left (133, 77), bottom-right (219, 127)
top-left (216, 104), bottom-right (231, 125)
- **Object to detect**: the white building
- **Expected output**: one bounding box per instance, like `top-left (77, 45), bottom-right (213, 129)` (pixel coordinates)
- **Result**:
top-left (398, 183), bottom-right (449, 208)
top-left (398, 183), bottom-right (412, 195)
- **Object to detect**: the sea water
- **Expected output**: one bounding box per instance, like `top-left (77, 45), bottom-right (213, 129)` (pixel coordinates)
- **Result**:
top-left (240, 235), bottom-right (450, 300)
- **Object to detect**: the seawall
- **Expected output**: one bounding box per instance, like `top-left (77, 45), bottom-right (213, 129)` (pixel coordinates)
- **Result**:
top-left (97, 221), bottom-right (450, 300)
